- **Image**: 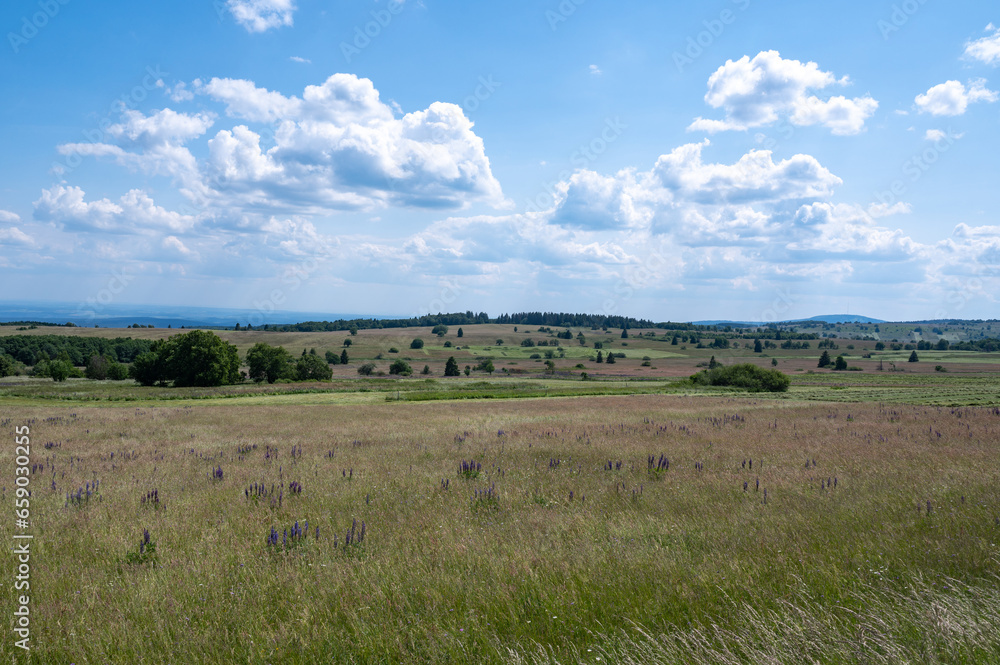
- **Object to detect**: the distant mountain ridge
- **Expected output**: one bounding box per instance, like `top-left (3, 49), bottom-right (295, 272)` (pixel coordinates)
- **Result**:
top-left (691, 314), bottom-right (885, 326)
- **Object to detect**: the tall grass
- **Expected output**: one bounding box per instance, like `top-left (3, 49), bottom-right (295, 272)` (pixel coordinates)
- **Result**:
top-left (2, 395), bottom-right (998, 662)
top-left (504, 575), bottom-right (1000, 664)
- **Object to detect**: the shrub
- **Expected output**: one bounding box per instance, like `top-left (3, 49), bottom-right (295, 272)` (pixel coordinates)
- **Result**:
top-left (389, 359), bottom-right (412, 376)
top-left (247, 343), bottom-right (295, 384)
top-left (296, 353), bottom-right (333, 381)
top-left (107, 362), bottom-right (129, 381)
top-left (690, 363), bottom-right (790, 392)
top-left (410, 339), bottom-right (424, 349)
top-left (357, 363), bottom-right (377, 376)
top-left (85, 354), bottom-right (111, 380)
top-left (325, 350), bottom-right (340, 365)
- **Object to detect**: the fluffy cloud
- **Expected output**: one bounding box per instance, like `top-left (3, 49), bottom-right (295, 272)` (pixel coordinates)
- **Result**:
top-left (226, 0), bottom-right (295, 33)
top-left (915, 79), bottom-right (998, 116)
top-left (33, 186), bottom-right (197, 235)
top-left (197, 74), bottom-right (505, 211)
top-left (57, 108), bottom-right (214, 197)
top-left (350, 141), bottom-right (922, 300)
top-left (651, 140), bottom-right (842, 203)
top-left (964, 24), bottom-right (1000, 66)
top-left (0, 211), bottom-right (33, 247)
top-left (688, 51), bottom-right (878, 135)
top-left (64, 74), bottom-right (506, 215)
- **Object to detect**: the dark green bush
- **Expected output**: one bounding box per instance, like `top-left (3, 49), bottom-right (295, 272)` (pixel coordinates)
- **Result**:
top-left (690, 363), bottom-right (790, 392)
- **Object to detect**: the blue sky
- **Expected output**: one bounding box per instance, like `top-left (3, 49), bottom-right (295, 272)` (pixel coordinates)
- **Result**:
top-left (2, 0), bottom-right (999, 323)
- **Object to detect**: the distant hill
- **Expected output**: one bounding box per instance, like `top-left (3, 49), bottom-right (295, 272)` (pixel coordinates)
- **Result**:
top-left (795, 314), bottom-right (884, 324)
top-left (691, 314), bottom-right (885, 326)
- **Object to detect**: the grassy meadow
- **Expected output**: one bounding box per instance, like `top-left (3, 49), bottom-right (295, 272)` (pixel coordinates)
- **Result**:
top-left (2, 324), bottom-right (1000, 663)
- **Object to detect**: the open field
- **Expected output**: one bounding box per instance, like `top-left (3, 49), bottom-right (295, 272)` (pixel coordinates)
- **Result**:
top-left (3, 323), bottom-right (1000, 395)
top-left (3, 324), bottom-right (1000, 662)
top-left (2, 393), bottom-right (1000, 663)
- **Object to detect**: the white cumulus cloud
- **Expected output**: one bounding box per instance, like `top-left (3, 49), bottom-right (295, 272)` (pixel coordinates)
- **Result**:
top-left (688, 50), bottom-right (878, 136)
top-left (226, 0), bottom-right (295, 33)
top-left (915, 79), bottom-right (997, 116)
top-left (964, 24), bottom-right (1000, 66)
top-left (33, 185), bottom-right (197, 235)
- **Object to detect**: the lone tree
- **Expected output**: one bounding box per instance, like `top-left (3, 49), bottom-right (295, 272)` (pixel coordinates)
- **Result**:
top-left (444, 356), bottom-right (460, 376)
top-left (834, 355), bottom-right (848, 371)
top-left (754, 339), bottom-right (763, 353)
top-left (606, 352), bottom-right (616, 365)
top-left (621, 328), bottom-right (629, 339)
top-left (818, 350), bottom-right (832, 368)
top-left (410, 338), bottom-right (424, 349)
top-left (909, 350), bottom-right (919, 362)
top-left (476, 358), bottom-right (495, 375)
top-left (340, 349), bottom-right (349, 365)
top-left (595, 350), bottom-right (604, 363)
top-left (357, 363), bottom-right (376, 376)
top-left (432, 324), bottom-right (449, 337)
top-left (457, 328), bottom-right (464, 338)
top-left (708, 355), bottom-right (720, 369)
top-left (325, 350), bottom-right (340, 365)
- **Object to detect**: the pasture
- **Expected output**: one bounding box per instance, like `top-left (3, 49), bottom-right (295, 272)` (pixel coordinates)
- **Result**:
top-left (2, 391), bottom-right (999, 663)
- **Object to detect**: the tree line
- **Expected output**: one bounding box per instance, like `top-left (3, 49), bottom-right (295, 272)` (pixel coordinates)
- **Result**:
top-left (0, 334), bottom-right (152, 366)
